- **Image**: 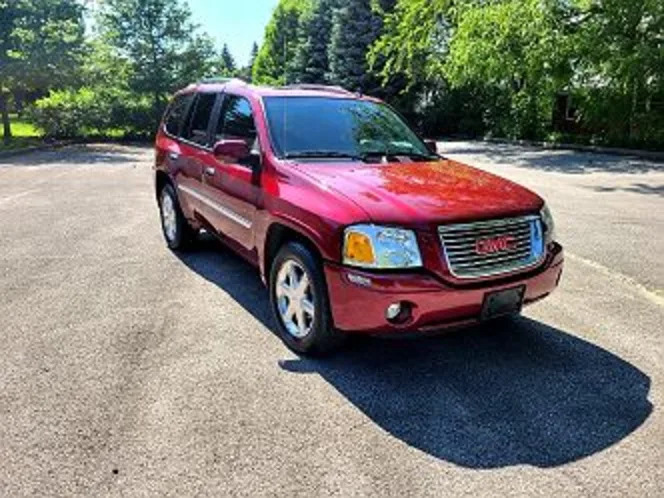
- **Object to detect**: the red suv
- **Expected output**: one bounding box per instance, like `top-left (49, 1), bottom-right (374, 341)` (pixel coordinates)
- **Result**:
top-left (155, 79), bottom-right (563, 354)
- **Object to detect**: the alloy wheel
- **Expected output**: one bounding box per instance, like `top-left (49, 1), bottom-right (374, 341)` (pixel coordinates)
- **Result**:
top-left (275, 259), bottom-right (316, 338)
top-left (161, 191), bottom-right (178, 243)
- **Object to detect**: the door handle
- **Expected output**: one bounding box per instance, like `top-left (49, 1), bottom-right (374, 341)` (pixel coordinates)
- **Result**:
top-left (169, 152), bottom-right (179, 161)
top-left (204, 167), bottom-right (216, 177)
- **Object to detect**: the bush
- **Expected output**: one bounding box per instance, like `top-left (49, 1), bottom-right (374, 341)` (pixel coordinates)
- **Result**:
top-left (27, 87), bottom-right (154, 139)
top-left (28, 88), bottom-right (106, 138)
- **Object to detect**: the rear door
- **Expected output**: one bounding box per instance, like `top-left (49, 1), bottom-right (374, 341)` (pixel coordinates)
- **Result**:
top-left (158, 93), bottom-right (198, 216)
top-left (198, 93), bottom-right (261, 250)
top-left (175, 91), bottom-right (220, 222)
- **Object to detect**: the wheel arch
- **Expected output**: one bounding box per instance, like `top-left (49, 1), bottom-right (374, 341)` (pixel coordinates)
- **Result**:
top-left (155, 170), bottom-right (174, 200)
top-left (263, 221), bottom-right (327, 283)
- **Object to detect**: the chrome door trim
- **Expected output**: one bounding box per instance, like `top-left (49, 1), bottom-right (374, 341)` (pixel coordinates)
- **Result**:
top-left (178, 184), bottom-right (252, 229)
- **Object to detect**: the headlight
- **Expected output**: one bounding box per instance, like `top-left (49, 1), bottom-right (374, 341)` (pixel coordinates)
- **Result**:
top-left (343, 224), bottom-right (422, 269)
top-left (540, 204), bottom-right (556, 243)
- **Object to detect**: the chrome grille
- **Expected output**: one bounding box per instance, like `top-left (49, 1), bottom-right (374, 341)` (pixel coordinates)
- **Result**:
top-left (438, 215), bottom-right (544, 279)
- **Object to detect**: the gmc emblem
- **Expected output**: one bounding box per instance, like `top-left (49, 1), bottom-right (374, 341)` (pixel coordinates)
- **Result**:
top-left (475, 235), bottom-right (517, 255)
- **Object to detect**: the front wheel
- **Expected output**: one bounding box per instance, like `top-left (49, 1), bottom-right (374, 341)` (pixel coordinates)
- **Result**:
top-left (269, 242), bottom-right (345, 355)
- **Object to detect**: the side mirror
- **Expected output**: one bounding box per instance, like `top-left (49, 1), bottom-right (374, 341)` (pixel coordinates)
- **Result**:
top-left (213, 139), bottom-right (250, 161)
top-left (424, 140), bottom-right (438, 155)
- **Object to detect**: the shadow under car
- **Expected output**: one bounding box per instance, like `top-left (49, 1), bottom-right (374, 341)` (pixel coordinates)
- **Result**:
top-left (176, 236), bottom-right (653, 469)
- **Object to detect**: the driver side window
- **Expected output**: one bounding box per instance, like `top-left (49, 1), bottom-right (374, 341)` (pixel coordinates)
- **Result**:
top-left (215, 94), bottom-right (259, 155)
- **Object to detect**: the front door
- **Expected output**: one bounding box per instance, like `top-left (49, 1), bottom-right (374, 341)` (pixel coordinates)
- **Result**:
top-left (199, 93), bottom-right (261, 250)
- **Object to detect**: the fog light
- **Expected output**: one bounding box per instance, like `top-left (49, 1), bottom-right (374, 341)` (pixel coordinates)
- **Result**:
top-left (386, 302), bottom-right (402, 320)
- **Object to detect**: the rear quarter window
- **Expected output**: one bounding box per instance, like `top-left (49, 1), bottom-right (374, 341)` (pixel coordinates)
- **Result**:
top-left (164, 93), bottom-right (194, 137)
top-left (182, 92), bottom-right (218, 146)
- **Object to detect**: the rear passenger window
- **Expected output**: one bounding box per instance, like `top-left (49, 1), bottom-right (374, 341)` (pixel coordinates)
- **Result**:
top-left (215, 95), bottom-right (258, 151)
top-left (182, 93), bottom-right (217, 146)
top-left (164, 94), bottom-right (194, 136)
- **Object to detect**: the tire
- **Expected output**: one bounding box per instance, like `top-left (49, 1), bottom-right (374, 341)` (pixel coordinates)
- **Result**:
top-left (158, 183), bottom-right (196, 250)
top-left (269, 242), bottom-right (345, 355)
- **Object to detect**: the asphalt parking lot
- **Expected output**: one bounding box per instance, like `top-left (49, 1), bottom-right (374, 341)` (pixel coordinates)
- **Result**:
top-left (1, 143), bottom-right (663, 496)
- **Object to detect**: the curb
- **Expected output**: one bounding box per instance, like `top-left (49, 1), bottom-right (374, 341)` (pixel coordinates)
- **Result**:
top-left (474, 137), bottom-right (664, 162)
top-left (0, 140), bottom-right (78, 160)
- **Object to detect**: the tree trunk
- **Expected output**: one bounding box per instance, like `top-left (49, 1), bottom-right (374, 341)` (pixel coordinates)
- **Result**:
top-left (153, 90), bottom-right (162, 132)
top-left (629, 79), bottom-right (638, 143)
top-left (0, 92), bottom-right (11, 144)
top-left (14, 89), bottom-right (24, 117)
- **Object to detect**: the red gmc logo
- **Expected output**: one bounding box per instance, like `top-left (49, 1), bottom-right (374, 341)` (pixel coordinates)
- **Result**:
top-left (475, 235), bottom-right (517, 255)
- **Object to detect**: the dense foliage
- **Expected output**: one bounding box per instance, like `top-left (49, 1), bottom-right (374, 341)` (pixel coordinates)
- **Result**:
top-left (252, 0), bottom-right (313, 86)
top-left (0, 0), bottom-right (85, 142)
top-left (98, 0), bottom-right (219, 129)
top-left (12, 0), bottom-right (253, 139)
top-left (371, 0), bottom-right (664, 147)
top-left (3, 0), bottom-right (663, 148)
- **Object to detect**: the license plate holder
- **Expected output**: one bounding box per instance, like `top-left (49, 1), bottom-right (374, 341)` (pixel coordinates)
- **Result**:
top-left (481, 286), bottom-right (525, 320)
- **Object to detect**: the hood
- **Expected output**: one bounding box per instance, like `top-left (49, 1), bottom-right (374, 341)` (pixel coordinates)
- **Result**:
top-left (294, 159), bottom-right (543, 227)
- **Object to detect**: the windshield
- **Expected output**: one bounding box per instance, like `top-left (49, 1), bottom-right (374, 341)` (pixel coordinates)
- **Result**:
top-left (263, 96), bottom-right (434, 161)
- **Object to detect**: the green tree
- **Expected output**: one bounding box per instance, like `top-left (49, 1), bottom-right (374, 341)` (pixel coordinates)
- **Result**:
top-left (176, 33), bottom-right (220, 86)
top-left (369, 0), bottom-right (452, 89)
top-left (99, 0), bottom-right (217, 126)
top-left (444, 0), bottom-right (573, 138)
top-left (247, 41), bottom-right (259, 80)
top-left (238, 42), bottom-right (259, 82)
top-left (250, 42), bottom-right (260, 64)
top-left (219, 43), bottom-right (237, 76)
top-left (290, 0), bottom-right (339, 84)
top-left (252, 0), bottom-right (313, 85)
top-left (572, 0), bottom-right (664, 145)
top-left (327, 0), bottom-right (387, 93)
top-left (0, 0), bottom-right (85, 142)
top-left (28, 39), bottom-right (152, 139)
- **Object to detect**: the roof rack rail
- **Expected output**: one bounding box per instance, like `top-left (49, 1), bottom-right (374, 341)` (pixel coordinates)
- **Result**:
top-left (280, 84), bottom-right (355, 95)
top-left (197, 77), bottom-right (247, 85)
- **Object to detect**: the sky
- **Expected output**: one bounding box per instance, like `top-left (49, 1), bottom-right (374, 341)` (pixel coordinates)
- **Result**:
top-left (187, 0), bottom-right (279, 67)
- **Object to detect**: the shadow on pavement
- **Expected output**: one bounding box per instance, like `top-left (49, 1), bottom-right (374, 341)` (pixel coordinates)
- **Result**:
top-left (176, 236), bottom-right (273, 328)
top-left (590, 183), bottom-right (664, 197)
top-left (0, 144), bottom-right (148, 167)
top-left (440, 142), bottom-right (664, 174)
top-left (177, 237), bottom-right (653, 469)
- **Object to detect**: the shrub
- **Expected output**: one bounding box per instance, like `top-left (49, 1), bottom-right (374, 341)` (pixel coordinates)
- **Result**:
top-left (27, 87), bottom-right (154, 139)
top-left (27, 88), bottom-right (107, 138)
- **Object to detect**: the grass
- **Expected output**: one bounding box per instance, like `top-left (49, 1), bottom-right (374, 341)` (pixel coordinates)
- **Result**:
top-left (0, 114), bottom-right (44, 152)
top-left (0, 113), bottom-right (148, 153)
top-left (10, 117), bottom-right (41, 137)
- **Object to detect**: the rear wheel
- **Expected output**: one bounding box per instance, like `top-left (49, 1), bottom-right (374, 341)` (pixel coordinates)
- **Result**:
top-left (269, 242), bottom-right (345, 355)
top-left (159, 183), bottom-right (196, 250)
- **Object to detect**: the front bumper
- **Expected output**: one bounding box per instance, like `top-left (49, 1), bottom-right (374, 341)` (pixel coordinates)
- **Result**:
top-left (324, 243), bottom-right (564, 334)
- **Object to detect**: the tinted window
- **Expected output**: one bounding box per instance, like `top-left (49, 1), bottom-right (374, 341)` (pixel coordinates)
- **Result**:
top-left (164, 94), bottom-right (194, 136)
top-left (183, 92), bottom-right (217, 146)
top-left (215, 95), bottom-right (257, 151)
top-left (264, 97), bottom-right (431, 161)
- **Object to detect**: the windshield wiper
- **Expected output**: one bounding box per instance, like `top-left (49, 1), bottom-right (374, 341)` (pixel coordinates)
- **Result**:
top-left (394, 151), bottom-right (440, 161)
top-left (283, 151), bottom-right (362, 160)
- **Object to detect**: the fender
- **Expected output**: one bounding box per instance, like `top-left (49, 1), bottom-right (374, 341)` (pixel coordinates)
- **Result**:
top-left (257, 211), bottom-right (341, 282)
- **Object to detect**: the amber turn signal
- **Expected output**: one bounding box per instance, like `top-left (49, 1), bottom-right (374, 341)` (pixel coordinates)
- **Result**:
top-left (344, 231), bottom-right (375, 265)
